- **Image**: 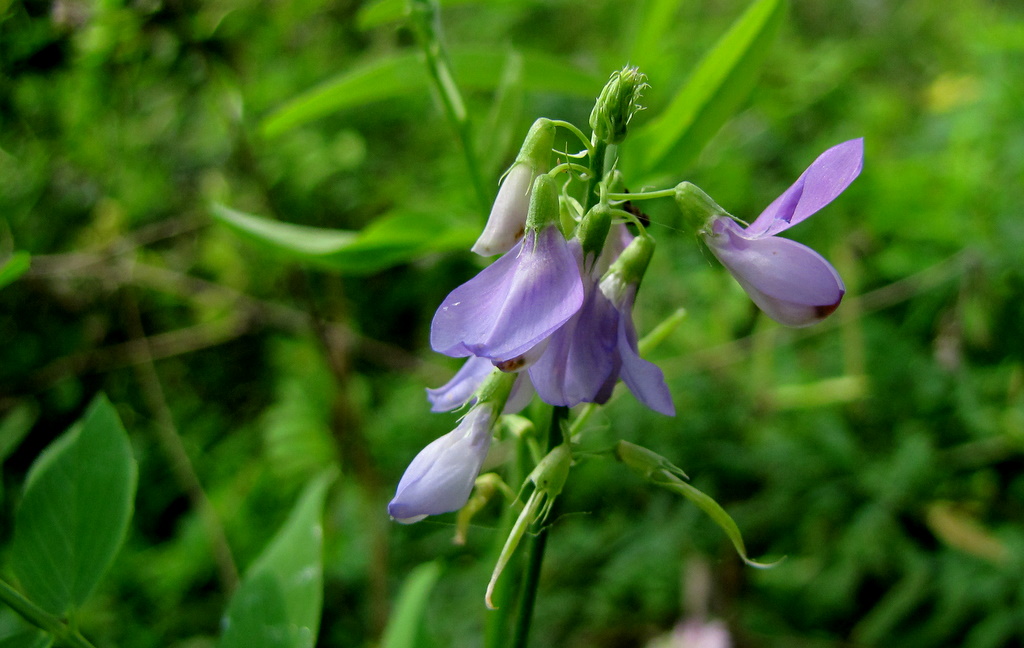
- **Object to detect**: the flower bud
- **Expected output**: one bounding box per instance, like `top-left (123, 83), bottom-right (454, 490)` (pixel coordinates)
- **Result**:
top-left (472, 119), bottom-right (556, 256)
top-left (589, 66), bottom-right (648, 145)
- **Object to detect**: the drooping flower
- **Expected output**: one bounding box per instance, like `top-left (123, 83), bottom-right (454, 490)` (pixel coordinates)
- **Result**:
top-left (431, 174), bottom-right (584, 367)
top-left (472, 119), bottom-right (556, 257)
top-left (387, 405), bottom-right (497, 524)
top-left (389, 371), bottom-right (516, 524)
top-left (679, 138), bottom-right (863, 327)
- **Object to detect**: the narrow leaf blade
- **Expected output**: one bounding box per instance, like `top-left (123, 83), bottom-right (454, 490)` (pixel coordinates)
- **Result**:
top-left (212, 204), bottom-right (476, 274)
top-left (380, 562), bottom-right (443, 648)
top-left (10, 394), bottom-right (138, 615)
top-left (626, 0), bottom-right (786, 176)
top-left (259, 48), bottom-right (601, 138)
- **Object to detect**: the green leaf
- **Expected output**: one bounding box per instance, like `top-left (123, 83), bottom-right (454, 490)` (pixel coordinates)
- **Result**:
top-left (219, 469), bottom-right (337, 648)
top-left (0, 252), bottom-right (30, 290)
top-left (380, 562), bottom-right (442, 648)
top-left (259, 48), bottom-right (601, 138)
top-left (10, 394), bottom-right (138, 616)
top-left (625, 0), bottom-right (786, 176)
top-left (211, 204), bottom-right (477, 274)
top-left (615, 441), bottom-right (779, 568)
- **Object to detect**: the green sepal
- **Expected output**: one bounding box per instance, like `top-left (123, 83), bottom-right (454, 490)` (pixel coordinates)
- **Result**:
top-left (674, 182), bottom-right (730, 233)
top-left (576, 205), bottom-right (612, 266)
top-left (615, 441), bottom-right (781, 569)
top-left (525, 174), bottom-right (562, 233)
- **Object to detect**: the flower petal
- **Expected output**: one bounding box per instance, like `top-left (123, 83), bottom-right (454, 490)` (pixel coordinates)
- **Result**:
top-left (426, 356), bottom-right (495, 412)
top-left (388, 406), bottom-right (494, 523)
top-left (746, 138), bottom-right (864, 238)
top-left (471, 164), bottom-right (533, 257)
top-left (615, 292), bottom-right (675, 416)
top-left (529, 277), bottom-right (618, 407)
top-left (705, 217), bottom-right (845, 327)
top-left (430, 226), bottom-right (584, 362)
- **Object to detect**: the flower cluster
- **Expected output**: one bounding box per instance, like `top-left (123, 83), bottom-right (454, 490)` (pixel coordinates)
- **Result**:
top-left (388, 67), bottom-right (863, 530)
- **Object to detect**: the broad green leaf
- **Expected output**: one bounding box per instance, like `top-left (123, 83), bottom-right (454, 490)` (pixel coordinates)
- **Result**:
top-left (260, 48), bottom-right (601, 138)
top-left (615, 441), bottom-right (778, 568)
top-left (0, 252), bottom-right (30, 290)
top-left (380, 562), bottom-right (442, 648)
top-left (625, 0), bottom-right (786, 176)
top-left (219, 469), bottom-right (337, 648)
top-left (10, 394), bottom-right (138, 616)
top-left (211, 204), bottom-right (477, 274)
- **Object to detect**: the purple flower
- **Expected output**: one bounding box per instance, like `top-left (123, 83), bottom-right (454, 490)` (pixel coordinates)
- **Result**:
top-left (697, 138), bottom-right (863, 327)
top-left (388, 405), bottom-right (496, 524)
top-left (430, 222), bottom-right (584, 366)
top-left (529, 227), bottom-right (674, 415)
top-left (607, 283), bottom-right (675, 416)
top-left (472, 119), bottom-right (555, 257)
top-left (529, 240), bottom-right (619, 408)
top-left (472, 164), bottom-right (535, 257)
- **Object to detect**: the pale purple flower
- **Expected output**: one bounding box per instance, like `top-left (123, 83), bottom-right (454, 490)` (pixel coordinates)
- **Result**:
top-left (529, 240), bottom-right (619, 408)
top-left (430, 224), bottom-right (584, 365)
top-left (472, 164), bottom-right (534, 257)
top-left (701, 138), bottom-right (863, 327)
top-left (388, 405), bottom-right (496, 524)
top-left (472, 118), bottom-right (555, 257)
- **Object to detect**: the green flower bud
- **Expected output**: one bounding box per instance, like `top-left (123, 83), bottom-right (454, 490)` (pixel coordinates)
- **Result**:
top-left (589, 66), bottom-right (648, 145)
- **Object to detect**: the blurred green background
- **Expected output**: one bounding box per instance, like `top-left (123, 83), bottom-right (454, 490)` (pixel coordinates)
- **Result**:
top-left (2, 0), bottom-right (1023, 646)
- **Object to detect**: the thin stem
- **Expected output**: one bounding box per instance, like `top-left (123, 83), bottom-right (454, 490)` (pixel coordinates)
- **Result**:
top-left (549, 120), bottom-right (594, 156)
top-left (409, 0), bottom-right (489, 216)
top-left (0, 579), bottom-right (97, 648)
top-left (606, 187), bottom-right (676, 201)
top-left (510, 406), bottom-right (567, 648)
top-left (583, 139), bottom-right (607, 211)
top-left (122, 289), bottom-right (240, 594)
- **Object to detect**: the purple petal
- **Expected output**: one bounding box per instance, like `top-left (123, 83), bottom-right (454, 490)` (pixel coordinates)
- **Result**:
top-left (746, 139), bottom-right (864, 238)
top-left (427, 356), bottom-right (536, 414)
top-left (431, 226), bottom-right (584, 363)
top-left (705, 217), bottom-right (845, 327)
top-left (615, 291), bottom-right (675, 416)
top-left (388, 406), bottom-right (494, 524)
top-left (426, 356), bottom-right (494, 412)
top-left (529, 276), bottom-right (618, 407)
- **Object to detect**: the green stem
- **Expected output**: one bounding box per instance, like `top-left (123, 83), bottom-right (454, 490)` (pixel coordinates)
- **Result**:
top-left (583, 140), bottom-right (608, 211)
top-left (510, 406), bottom-right (567, 648)
top-left (0, 579), bottom-right (98, 648)
top-left (606, 187), bottom-right (677, 201)
top-left (409, 0), bottom-right (490, 216)
top-left (549, 120), bottom-right (594, 156)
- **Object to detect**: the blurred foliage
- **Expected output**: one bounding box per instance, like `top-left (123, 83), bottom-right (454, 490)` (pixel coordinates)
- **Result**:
top-left (1, 0), bottom-right (1024, 647)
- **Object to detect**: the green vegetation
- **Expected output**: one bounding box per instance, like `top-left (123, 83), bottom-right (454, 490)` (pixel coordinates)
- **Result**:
top-left (1, 0), bottom-right (1023, 646)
